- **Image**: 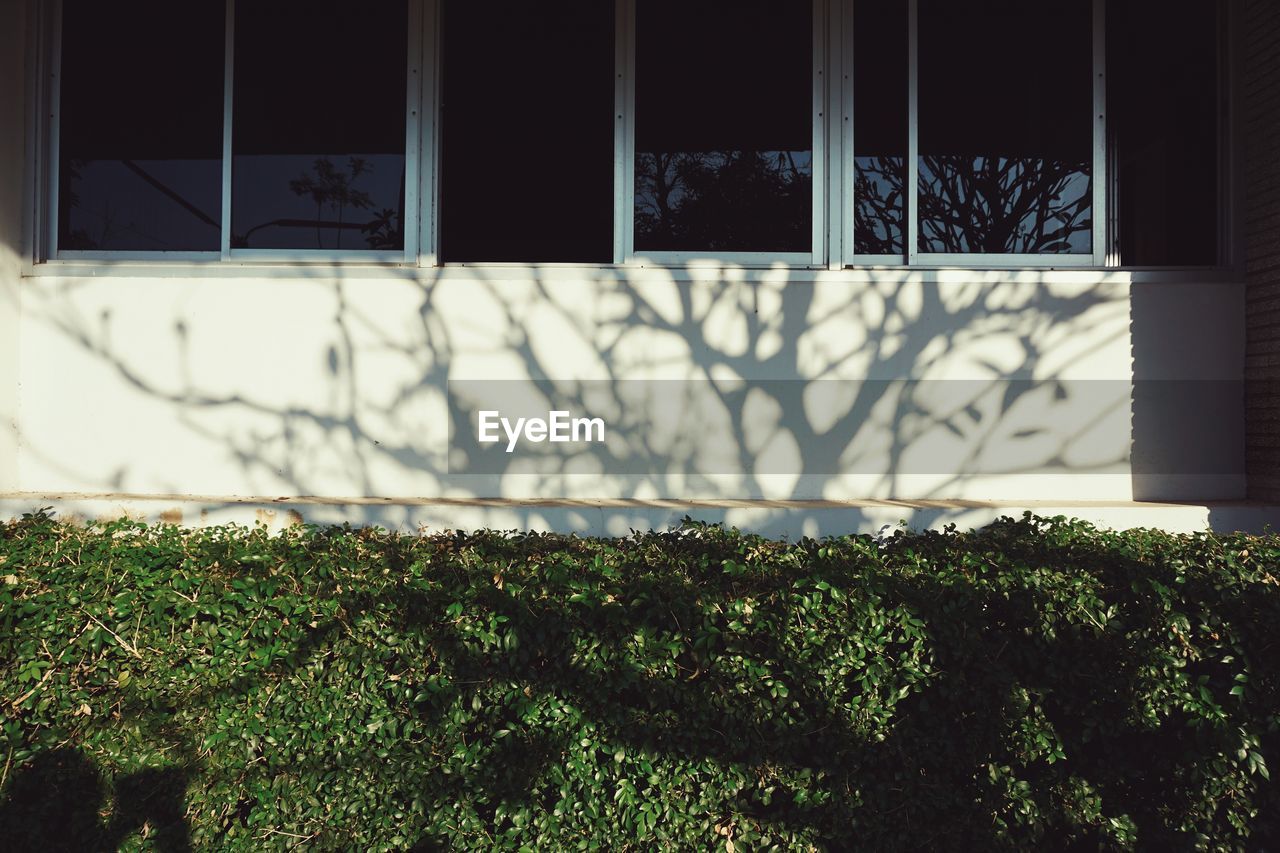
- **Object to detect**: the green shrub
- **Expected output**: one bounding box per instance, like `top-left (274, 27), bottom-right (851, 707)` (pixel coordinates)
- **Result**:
top-left (0, 510), bottom-right (1277, 850)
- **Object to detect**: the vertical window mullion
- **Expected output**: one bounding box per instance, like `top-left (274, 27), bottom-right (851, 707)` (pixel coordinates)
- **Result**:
top-left (1106, 0), bottom-right (1120, 270)
top-left (620, 0), bottom-right (636, 263)
top-left (613, 0), bottom-right (631, 264)
top-left (46, 0), bottom-right (64, 259)
top-left (906, 0), bottom-right (918, 265)
top-left (220, 0), bottom-right (234, 260)
top-left (1092, 0), bottom-right (1107, 266)
top-left (837, 0), bottom-right (853, 268)
top-left (418, 0), bottom-right (438, 265)
top-left (811, 0), bottom-right (827, 267)
top-left (403, 0), bottom-right (423, 263)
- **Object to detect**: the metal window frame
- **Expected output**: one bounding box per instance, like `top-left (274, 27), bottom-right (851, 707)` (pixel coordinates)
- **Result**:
top-left (417, 0), bottom-right (439, 267)
top-left (613, 0), bottom-right (633, 265)
top-left (843, 0), bottom-right (902, 267)
top-left (617, 0), bottom-right (830, 268)
top-left (218, 0), bottom-right (234, 261)
top-left (30, 0), bottom-right (1236, 275)
top-left (842, 0), bottom-right (1106, 269)
top-left (43, 0), bottom-right (225, 262)
top-left (828, 0), bottom-right (848, 271)
top-left (44, 0), bottom-right (422, 265)
top-left (43, 0), bottom-right (63, 261)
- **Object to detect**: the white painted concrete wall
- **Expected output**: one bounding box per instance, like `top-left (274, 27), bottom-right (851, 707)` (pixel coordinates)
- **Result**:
top-left (10, 266), bottom-right (1244, 504)
top-left (0, 0), bottom-right (25, 493)
top-left (0, 0), bottom-right (1248, 518)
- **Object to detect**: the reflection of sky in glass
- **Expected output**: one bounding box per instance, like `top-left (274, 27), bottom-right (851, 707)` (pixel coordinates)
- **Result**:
top-left (230, 0), bottom-right (406, 252)
top-left (58, 0), bottom-right (225, 253)
top-left (918, 157), bottom-right (1091, 254)
top-left (635, 150), bottom-right (812, 252)
top-left (854, 156), bottom-right (904, 254)
top-left (916, 0), bottom-right (1092, 255)
top-left (852, 0), bottom-right (907, 257)
top-left (634, 0), bottom-right (811, 254)
top-left (63, 159), bottom-right (221, 251)
top-left (232, 154), bottom-right (404, 250)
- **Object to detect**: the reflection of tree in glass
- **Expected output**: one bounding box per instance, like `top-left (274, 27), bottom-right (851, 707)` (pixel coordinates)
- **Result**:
top-left (361, 206), bottom-right (403, 250)
top-left (918, 156), bottom-right (1091, 254)
top-left (636, 150), bottom-right (811, 252)
top-left (854, 155), bottom-right (1091, 255)
top-left (854, 157), bottom-right (905, 254)
top-left (288, 157), bottom-right (375, 250)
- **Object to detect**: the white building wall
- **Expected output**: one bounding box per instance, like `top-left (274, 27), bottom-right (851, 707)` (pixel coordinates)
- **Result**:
top-left (0, 0), bottom-right (25, 492)
top-left (0, 0), bottom-right (1248, 521)
top-left (12, 266), bottom-right (1244, 505)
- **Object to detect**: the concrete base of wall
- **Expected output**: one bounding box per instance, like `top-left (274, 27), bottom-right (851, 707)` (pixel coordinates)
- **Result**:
top-left (2, 492), bottom-right (1277, 539)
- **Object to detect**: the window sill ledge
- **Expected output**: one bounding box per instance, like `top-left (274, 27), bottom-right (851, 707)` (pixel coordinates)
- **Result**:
top-left (20, 258), bottom-right (1244, 286)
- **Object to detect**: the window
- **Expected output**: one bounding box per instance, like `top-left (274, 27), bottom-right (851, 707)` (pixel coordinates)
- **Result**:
top-left (231, 1), bottom-right (408, 253)
top-left (851, 0), bottom-right (1098, 265)
top-left (1107, 0), bottom-right (1222, 266)
top-left (631, 0), bottom-right (818, 260)
top-left (57, 0), bottom-right (224, 254)
top-left (52, 0), bottom-right (413, 261)
top-left (42, 0), bottom-right (1228, 269)
top-left (439, 0), bottom-right (614, 263)
top-left (852, 0), bottom-right (908, 258)
top-left (916, 0), bottom-right (1094, 257)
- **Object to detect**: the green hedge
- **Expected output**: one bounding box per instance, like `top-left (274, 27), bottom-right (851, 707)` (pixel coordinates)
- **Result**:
top-left (1, 510), bottom-right (1278, 850)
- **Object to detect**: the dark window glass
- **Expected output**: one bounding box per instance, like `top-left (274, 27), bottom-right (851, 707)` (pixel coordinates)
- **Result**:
top-left (853, 0), bottom-right (908, 255)
top-left (440, 1), bottom-right (613, 263)
top-left (58, 0), bottom-right (224, 252)
top-left (635, 0), bottom-right (812, 253)
top-left (1108, 0), bottom-right (1219, 266)
top-left (232, 1), bottom-right (407, 251)
top-left (918, 0), bottom-right (1093, 254)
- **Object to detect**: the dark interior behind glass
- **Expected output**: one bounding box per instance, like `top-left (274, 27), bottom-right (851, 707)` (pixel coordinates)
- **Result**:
top-left (59, 0), bottom-right (224, 252)
top-left (1108, 0), bottom-right (1220, 266)
top-left (439, 0), bottom-right (614, 263)
top-left (853, 0), bottom-right (908, 255)
top-left (918, 0), bottom-right (1093, 254)
top-left (232, 0), bottom-right (407, 251)
top-left (635, 0), bottom-right (812, 253)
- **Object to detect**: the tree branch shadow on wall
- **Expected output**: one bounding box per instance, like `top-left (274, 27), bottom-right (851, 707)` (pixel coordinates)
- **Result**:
top-left (21, 260), bottom-right (1133, 536)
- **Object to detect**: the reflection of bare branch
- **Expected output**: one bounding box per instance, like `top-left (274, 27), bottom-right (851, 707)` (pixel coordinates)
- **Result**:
top-left (919, 156), bottom-right (1091, 254)
top-left (855, 157), bottom-right (905, 254)
top-left (855, 155), bottom-right (1091, 255)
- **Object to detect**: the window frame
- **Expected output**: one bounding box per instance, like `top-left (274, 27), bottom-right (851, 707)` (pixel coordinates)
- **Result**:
top-left (613, 0), bottom-right (828, 269)
top-left (44, 0), bottom-right (225, 263)
top-left (44, 0), bottom-right (424, 264)
top-left (30, 0), bottom-right (1231, 272)
top-left (843, 0), bottom-right (1108, 269)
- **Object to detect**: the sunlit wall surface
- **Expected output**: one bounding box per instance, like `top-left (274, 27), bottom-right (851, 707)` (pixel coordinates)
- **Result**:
top-left (0, 0), bottom-right (1258, 524)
